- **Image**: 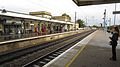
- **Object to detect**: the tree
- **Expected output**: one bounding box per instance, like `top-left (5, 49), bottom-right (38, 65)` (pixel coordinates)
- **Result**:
top-left (76, 19), bottom-right (85, 28)
top-left (92, 25), bottom-right (98, 28)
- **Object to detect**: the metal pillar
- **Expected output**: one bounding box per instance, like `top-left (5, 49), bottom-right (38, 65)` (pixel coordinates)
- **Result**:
top-left (103, 9), bottom-right (106, 31)
top-left (114, 3), bottom-right (117, 26)
top-left (75, 12), bottom-right (77, 30)
top-left (109, 18), bottom-right (111, 27)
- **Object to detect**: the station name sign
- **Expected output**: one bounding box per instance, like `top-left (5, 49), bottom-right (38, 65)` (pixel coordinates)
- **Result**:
top-left (113, 11), bottom-right (120, 14)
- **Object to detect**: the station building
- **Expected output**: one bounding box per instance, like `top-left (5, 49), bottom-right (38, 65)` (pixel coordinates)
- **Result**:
top-left (52, 13), bottom-right (74, 31)
top-left (29, 11), bottom-right (53, 34)
top-left (29, 11), bottom-right (74, 33)
top-left (52, 13), bottom-right (71, 22)
top-left (0, 9), bottom-right (74, 35)
top-left (29, 11), bottom-right (52, 19)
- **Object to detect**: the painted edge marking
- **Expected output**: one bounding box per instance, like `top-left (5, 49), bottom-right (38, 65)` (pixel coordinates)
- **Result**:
top-left (65, 45), bottom-right (86, 67)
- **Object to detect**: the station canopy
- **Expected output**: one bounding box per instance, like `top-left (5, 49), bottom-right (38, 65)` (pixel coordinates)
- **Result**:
top-left (73, 0), bottom-right (120, 6)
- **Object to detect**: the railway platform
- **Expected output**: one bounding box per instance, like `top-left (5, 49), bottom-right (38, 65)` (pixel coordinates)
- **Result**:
top-left (43, 30), bottom-right (120, 67)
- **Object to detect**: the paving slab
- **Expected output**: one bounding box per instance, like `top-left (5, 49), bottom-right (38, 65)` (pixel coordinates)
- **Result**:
top-left (70, 30), bottom-right (120, 67)
top-left (43, 30), bottom-right (97, 67)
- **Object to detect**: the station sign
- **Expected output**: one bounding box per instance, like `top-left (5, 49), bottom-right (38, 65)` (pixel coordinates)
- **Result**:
top-left (113, 11), bottom-right (120, 14)
top-left (5, 20), bottom-right (22, 24)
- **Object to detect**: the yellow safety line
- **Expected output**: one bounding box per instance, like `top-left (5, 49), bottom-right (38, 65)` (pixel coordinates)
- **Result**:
top-left (65, 45), bottom-right (86, 67)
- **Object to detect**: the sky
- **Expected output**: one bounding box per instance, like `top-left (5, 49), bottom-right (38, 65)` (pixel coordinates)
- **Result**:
top-left (0, 0), bottom-right (120, 26)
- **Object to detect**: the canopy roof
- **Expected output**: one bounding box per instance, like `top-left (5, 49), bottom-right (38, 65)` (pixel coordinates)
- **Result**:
top-left (73, 0), bottom-right (120, 6)
top-left (0, 9), bottom-right (74, 25)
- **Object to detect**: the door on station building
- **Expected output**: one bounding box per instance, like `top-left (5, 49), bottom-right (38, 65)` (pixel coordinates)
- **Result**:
top-left (30, 25), bottom-right (34, 33)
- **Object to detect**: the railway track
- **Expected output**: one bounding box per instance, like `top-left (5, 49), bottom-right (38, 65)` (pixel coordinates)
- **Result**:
top-left (0, 30), bottom-right (95, 67)
top-left (23, 31), bottom-right (92, 67)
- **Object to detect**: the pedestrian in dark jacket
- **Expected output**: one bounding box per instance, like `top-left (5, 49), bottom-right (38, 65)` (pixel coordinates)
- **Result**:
top-left (109, 26), bottom-right (119, 61)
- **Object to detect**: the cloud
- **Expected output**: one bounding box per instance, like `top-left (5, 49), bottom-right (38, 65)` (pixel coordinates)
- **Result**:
top-left (0, 0), bottom-right (120, 25)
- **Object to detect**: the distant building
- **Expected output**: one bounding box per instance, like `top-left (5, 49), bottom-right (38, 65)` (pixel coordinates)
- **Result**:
top-left (29, 11), bottom-right (52, 19)
top-left (52, 13), bottom-right (71, 22)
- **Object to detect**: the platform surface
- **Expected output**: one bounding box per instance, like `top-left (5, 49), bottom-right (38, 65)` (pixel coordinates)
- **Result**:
top-left (43, 30), bottom-right (120, 67)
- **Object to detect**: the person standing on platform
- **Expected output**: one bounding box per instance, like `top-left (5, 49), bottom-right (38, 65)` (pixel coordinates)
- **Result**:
top-left (41, 24), bottom-right (46, 35)
top-left (109, 26), bottom-right (119, 61)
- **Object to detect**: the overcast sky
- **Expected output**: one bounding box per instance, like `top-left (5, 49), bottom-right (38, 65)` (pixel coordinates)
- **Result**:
top-left (0, 0), bottom-right (120, 26)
